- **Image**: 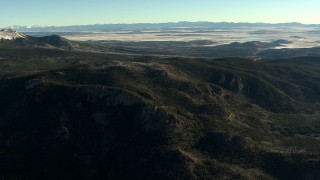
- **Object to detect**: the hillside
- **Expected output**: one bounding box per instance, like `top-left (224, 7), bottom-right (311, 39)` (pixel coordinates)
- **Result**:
top-left (1, 46), bottom-right (320, 179)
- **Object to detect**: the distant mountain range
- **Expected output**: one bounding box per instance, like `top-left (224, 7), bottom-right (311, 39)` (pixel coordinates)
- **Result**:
top-left (5, 21), bottom-right (320, 32)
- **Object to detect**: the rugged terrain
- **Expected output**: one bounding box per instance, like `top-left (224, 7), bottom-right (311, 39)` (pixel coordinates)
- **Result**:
top-left (1, 33), bottom-right (320, 179)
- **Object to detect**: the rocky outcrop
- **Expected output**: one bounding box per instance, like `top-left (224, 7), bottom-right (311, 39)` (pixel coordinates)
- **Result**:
top-left (146, 68), bottom-right (168, 78)
top-left (141, 105), bottom-right (176, 132)
top-left (217, 74), bottom-right (243, 92)
top-left (83, 85), bottom-right (144, 106)
top-left (229, 77), bottom-right (244, 92)
top-left (81, 85), bottom-right (176, 132)
top-left (25, 79), bottom-right (44, 89)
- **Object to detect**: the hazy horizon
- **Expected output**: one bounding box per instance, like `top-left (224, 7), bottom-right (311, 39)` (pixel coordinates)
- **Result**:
top-left (1, 0), bottom-right (320, 27)
top-left (2, 21), bottom-right (320, 29)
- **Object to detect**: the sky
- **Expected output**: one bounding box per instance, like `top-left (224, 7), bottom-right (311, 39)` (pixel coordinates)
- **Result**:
top-left (1, 0), bottom-right (320, 27)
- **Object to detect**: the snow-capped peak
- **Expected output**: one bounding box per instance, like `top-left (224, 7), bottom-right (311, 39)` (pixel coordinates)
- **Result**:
top-left (0, 28), bottom-right (27, 40)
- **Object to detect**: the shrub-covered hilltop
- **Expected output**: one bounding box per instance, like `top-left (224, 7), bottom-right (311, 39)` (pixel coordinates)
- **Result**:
top-left (1, 47), bottom-right (320, 179)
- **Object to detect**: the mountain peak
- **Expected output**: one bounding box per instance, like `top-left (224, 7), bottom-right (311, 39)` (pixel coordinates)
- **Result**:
top-left (0, 28), bottom-right (27, 40)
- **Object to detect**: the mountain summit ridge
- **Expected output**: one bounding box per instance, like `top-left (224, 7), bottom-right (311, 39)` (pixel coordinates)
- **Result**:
top-left (0, 28), bottom-right (27, 40)
top-left (0, 29), bottom-right (78, 50)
